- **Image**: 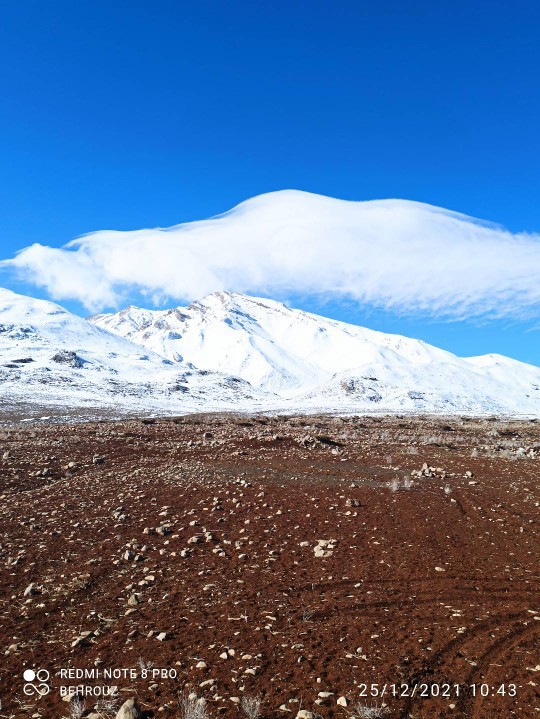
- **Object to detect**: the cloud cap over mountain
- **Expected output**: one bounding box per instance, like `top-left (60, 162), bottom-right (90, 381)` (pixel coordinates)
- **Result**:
top-left (2, 190), bottom-right (540, 318)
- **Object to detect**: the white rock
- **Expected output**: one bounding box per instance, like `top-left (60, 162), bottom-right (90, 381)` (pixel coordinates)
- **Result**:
top-left (314, 547), bottom-right (332, 558)
top-left (115, 698), bottom-right (144, 719)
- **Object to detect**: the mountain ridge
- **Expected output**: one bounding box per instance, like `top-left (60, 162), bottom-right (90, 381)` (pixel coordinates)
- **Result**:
top-left (1, 286), bottom-right (539, 418)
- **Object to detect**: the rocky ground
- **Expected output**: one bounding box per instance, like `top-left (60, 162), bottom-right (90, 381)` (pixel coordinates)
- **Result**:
top-left (0, 414), bottom-right (538, 719)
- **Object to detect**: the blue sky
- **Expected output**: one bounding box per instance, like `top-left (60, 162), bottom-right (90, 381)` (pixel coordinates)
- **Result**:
top-left (0, 0), bottom-right (539, 364)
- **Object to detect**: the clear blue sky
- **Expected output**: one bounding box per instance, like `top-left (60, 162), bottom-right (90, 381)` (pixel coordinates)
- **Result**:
top-left (1, 0), bottom-right (539, 363)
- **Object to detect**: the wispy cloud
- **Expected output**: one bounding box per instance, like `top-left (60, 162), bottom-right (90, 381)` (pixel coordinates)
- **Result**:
top-left (2, 190), bottom-right (540, 318)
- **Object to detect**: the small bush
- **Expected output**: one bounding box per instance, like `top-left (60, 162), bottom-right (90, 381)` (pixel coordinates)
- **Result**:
top-left (179, 692), bottom-right (209, 719)
top-left (352, 703), bottom-right (387, 719)
top-left (68, 699), bottom-right (86, 719)
top-left (241, 694), bottom-right (262, 719)
top-left (94, 696), bottom-right (119, 716)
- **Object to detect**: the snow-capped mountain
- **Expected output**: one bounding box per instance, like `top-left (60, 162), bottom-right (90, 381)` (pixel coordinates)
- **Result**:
top-left (0, 288), bottom-right (262, 416)
top-left (89, 291), bottom-right (540, 416)
top-left (1, 286), bottom-right (539, 418)
top-left (89, 292), bottom-right (460, 392)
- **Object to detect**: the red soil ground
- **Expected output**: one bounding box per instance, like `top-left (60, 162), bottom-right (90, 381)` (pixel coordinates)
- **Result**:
top-left (0, 414), bottom-right (538, 719)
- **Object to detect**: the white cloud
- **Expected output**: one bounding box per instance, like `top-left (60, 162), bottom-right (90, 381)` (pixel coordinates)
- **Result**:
top-left (2, 190), bottom-right (540, 318)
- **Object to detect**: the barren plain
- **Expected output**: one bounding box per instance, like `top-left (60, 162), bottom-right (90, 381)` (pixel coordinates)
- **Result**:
top-left (0, 414), bottom-right (538, 719)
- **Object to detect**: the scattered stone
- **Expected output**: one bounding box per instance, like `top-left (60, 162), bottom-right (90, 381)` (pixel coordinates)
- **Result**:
top-left (115, 697), bottom-right (144, 719)
top-left (314, 538), bottom-right (337, 557)
top-left (23, 583), bottom-right (39, 597)
top-left (71, 631), bottom-right (95, 648)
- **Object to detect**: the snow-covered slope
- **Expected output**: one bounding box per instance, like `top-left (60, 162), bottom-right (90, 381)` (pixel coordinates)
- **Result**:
top-left (90, 291), bottom-right (540, 416)
top-left (90, 292), bottom-right (461, 392)
top-left (0, 287), bottom-right (162, 362)
top-left (1, 287), bottom-right (539, 418)
top-left (0, 288), bottom-right (261, 415)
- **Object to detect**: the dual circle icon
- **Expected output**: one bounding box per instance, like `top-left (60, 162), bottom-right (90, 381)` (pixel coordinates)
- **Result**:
top-left (23, 668), bottom-right (50, 696)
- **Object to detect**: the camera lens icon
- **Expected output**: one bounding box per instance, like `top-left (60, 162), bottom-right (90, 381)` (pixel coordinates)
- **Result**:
top-left (23, 668), bottom-right (50, 696)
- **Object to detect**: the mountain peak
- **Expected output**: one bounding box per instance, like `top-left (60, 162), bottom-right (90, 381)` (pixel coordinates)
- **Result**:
top-left (2, 287), bottom-right (539, 417)
top-left (88, 290), bottom-right (540, 415)
top-left (188, 291), bottom-right (290, 316)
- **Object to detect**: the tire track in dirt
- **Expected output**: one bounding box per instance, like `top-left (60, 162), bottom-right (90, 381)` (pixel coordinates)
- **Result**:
top-left (463, 621), bottom-right (539, 719)
top-left (294, 574), bottom-right (537, 594)
top-left (288, 576), bottom-right (536, 622)
top-left (398, 612), bottom-right (534, 719)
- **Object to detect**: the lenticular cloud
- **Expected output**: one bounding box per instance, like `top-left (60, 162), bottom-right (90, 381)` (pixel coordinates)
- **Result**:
top-left (2, 190), bottom-right (540, 318)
